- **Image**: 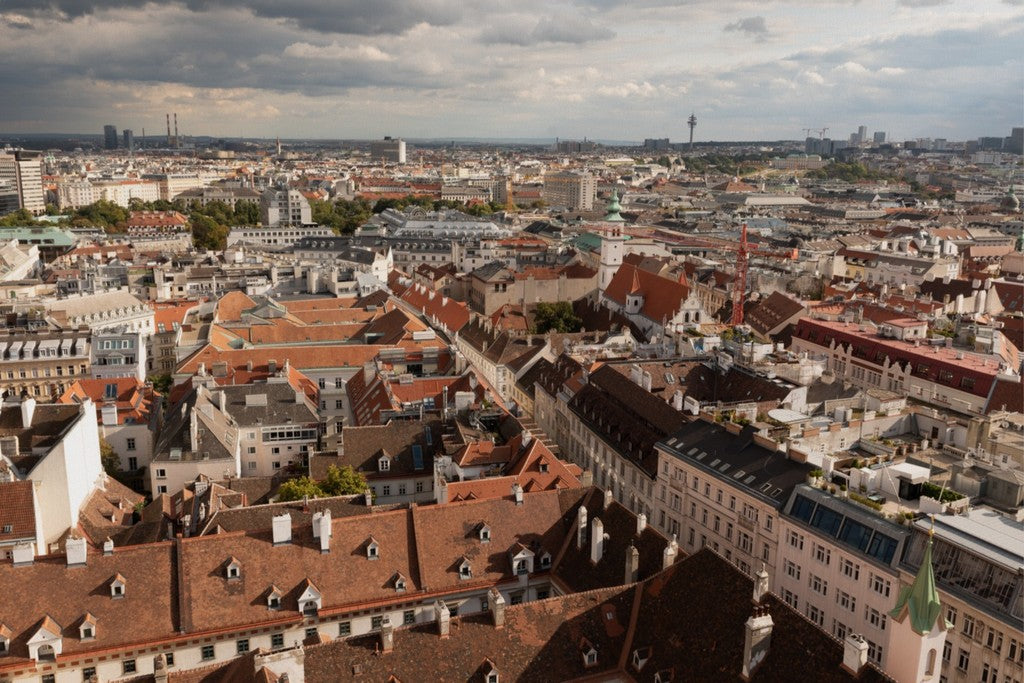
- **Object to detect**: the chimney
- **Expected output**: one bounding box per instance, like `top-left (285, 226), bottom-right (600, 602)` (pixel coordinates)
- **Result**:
top-left (663, 536), bottom-right (678, 569)
top-left (364, 488), bottom-right (373, 506)
top-left (295, 390), bottom-right (304, 404)
top-left (380, 616), bottom-right (394, 653)
top-left (625, 543), bottom-right (640, 584)
top-left (511, 482), bottom-right (524, 505)
top-left (271, 513), bottom-right (291, 545)
top-left (314, 509), bottom-right (332, 553)
top-left (11, 542), bottom-right (33, 566)
top-left (434, 601), bottom-right (451, 638)
top-left (217, 391), bottom-right (227, 413)
top-left (672, 390), bottom-right (684, 411)
top-left (66, 536), bottom-right (87, 567)
top-left (741, 606), bottom-right (774, 681)
top-left (603, 488), bottom-right (614, 510)
top-left (103, 537), bottom-right (114, 556)
top-left (641, 371), bottom-right (653, 392)
top-left (488, 588), bottom-right (505, 629)
top-left (752, 563), bottom-right (769, 604)
top-left (636, 513), bottom-right (647, 535)
top-left (841, 633), bottom-right (869, 676)
top-left (153, 654), bottom-right (168, 683)
top-left (590, 517), bottom-right (604, 564)
top-left (576, 505), bottom-right (588, 549)
top-left (20, 397), bottom-right (36, 428)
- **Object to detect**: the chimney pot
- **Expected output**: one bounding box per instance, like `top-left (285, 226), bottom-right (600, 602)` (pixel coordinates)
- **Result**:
top-left (380, 616), bottom-right (394, 653)
top-left (741, 608), bottom-right (774, 680)
top-left (271, 513), bottom-right (291, 545)
top-left (434, 601), bottom-right (451, 638)
top-left (841, 633), bottom-right (869, 676)
top-left (636, 513), bottom-right (647, 535)
top-left (590, 517), bottom-right (604, 564)
top-left (625, 543), bottom-right (640, 584)
top-left (103, 537), bottom-right (114, 555)
top-left (66, 536), bottom-right (87, 567)
top-left (603, 488), bottom-right (614, 510)
top-left (663, 535), bottom-right (678, 569)
top-left (488, 588), bottom-right (506, 629)
top-left (576, 505), bottom-right (588, 549)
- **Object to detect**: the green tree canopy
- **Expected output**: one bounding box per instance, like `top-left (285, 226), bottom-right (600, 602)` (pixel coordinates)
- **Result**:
top-left (322, 465), bottom-right (367, 496)
top-left (275, 476), bottom-right (325, 502)
top-left (533, 301), bottom-right (583, 334)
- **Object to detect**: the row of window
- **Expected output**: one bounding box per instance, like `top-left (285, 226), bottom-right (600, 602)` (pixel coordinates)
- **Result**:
top-left (4, 365), bottom-right (85, 379)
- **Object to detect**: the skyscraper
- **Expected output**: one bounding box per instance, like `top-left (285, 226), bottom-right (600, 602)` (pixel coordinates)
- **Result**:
top-left (0, 149), bottom-right (46, 215)
top-left (104, 125), bottom-right (119, 150)
top-left (123, 129), bottom-right (135, 153)
top-left (858, 126), bottom-right (868, 143)
top-left (369, 136), bottom-right (407, 163)
top-left (873, 131), bottom-right (886, 144)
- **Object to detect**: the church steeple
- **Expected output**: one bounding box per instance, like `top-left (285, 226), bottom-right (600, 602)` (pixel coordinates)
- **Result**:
top-left (603, 189), bottom-right (625, 223)
top-left (889, 531), bottom-right (946, 635)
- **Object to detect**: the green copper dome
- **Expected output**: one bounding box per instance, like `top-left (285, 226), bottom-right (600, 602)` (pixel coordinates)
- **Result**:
top-left (604, 189), bottom-right (625, 223)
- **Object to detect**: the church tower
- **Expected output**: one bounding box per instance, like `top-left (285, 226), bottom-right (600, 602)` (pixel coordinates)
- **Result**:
top-left (599, 190), bottom-right (627, 292)
top-left (885, 529), bottom-right (949, 683)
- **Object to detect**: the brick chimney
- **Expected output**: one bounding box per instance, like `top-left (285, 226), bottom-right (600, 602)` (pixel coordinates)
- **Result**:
top-left (624, 543), bottom-right (640, 584)
top-left (741, 606), bottom-right (774, 681)
top-left (841, 633), bottom-right (868, 676)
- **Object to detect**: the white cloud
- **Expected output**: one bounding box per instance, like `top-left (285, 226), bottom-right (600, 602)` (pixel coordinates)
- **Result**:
top-left (283, 42), bottom-right (393, 62)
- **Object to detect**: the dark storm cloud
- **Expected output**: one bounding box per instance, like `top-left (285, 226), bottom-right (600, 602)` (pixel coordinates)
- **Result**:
top-left (0, 0), bottom-right (468, 35)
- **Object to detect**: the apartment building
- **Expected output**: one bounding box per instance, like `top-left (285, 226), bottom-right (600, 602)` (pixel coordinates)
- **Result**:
top-left (90, 329), bottom-right (147, 383)
top-left (542, 171), bottom-right (596, 210)
top-left (0, 328), bottom-right (91, 401)
top-left (0, 150), bottom-right (45, 215)
top-left (260, 187), bottom-right (312, 227)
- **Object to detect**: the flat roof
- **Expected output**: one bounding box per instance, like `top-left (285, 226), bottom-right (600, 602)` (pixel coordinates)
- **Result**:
top-left (918, 508), bottom-right (1024, 572)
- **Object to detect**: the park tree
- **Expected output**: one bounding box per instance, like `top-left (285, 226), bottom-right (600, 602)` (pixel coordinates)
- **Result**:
top-left (533, 302), bottom-right (583, 334)
top-left (275, 476), bottom-right (325, 502)
top-left (321, 465), bottom-right (367, 496)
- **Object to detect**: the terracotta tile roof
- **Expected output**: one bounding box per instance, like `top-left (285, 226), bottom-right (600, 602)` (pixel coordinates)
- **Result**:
top-left (309, 419), bottom-right (444, 479)
top-left (0, 480), bottom-right (36, 540)
top-left (57, 378), bottom-right (158, 426)
top-left (214, 291), bottom-right (259, 323)
top-left (77, 477), bottom-right (145, 547)
top-left (746, 291), bottom-right (806, 338)
top-left (398, 284), bottom-right (470, 334)
top-left (604, 262), bottom-right (690, 324)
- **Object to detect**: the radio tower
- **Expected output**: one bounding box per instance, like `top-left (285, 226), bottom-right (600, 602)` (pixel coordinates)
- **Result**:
top-left (687, 113), bottom-right (697, 151)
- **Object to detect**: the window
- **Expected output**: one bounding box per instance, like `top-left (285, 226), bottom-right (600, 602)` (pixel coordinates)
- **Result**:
top-left (305, 627), bottom-right (318, 639)
top-left (870, 573), bottom-right (891, 598)
top-left (82, 667), bottom-right (96, 680)
top-left (787, 530), bottom-right (804, 550)
top-left (271, 633), bottom-right (284, 648)
top-left (963, 615), bottom-right (976, 639)
top-left (986, 628), bottom-right (1003, 654)
top-left (943, 640), bottom-right (951, 662)
top-left (415, 481), bottom-right (424, 493)
top-left (510, 593), bottom-right (523, 605)
top-left (866, 607), bottom-right (887, 630)
top-left (814, 544), bottom-right (831, 565)
top-left (945, 606), bottom-right (958, 627)
top-left (957, 649), bottom-right (970, 672)
top-left (156, 468), bottom-right (167, 478)
top-left (237, 639), bottom-right (249, 654)
top-left (126, 438), bottom-right (136, 451)
top-left (784, 560), bottom-right (801, 581)
top-left (738, 532), bottom-right (753, 554)
top-left (123, 659), bottom-right (137, 674)
top-left (840, 558), bottom-right (860, 580)
top-left (371, 616), bottom-right (383, 630)
top-left (338, 621), bottom-right (351, 636)
top-left (866, 640), bottom-right (883, 666)
top-left (42, 676), bottom-right (55, 683)
top-left (201, 644), bottom-right (215, 661)
top-left (833, 620), bottom-right (848, 641)
top-left (836, 590), bottom-right (856, 612)
top-left (807, 604), bottom-right (825, 627)
top-left (404, 610), bottom-right (415, 625)
top-left (810, 574), bottom-right (828, 596)
top-left (781, 589), bottom-right (798, 609)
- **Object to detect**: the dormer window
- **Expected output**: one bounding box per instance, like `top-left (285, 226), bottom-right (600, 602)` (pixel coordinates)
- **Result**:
top-left (654, 669), bottom-right (675, 683)
top-left (366, 538), bottom-right (380, 560)
top-left (515, 560), bottom-right (528, 575)
top-left (79, 616), bottom-right (96, 641)
top-left (298, 580), bottom-right (322, 616)
top-left (540, 552), bottom-right (552, 570)
top-left (394, 573), bottom-right (407, 593)
top-left (267, 586), bottom-right (283, 610)
top-left (632, 647), bottom-right (652, 671)
top-left (378, 456), bottom-right (390, 472)
top-left (580, 637), bottom-right (598, 667)
top-left (484, 660), bottom-right (499, 683)
top-left (110, 574), bottom-right (126, 598)
top-left (459, 558), bottom-right (472, 580)
top-left (478, 523), bottom-right (491, 543)
top-left (225, 558), bottom-right (241, 580)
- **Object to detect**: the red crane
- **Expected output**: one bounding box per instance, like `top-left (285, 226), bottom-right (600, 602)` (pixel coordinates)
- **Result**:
top-left (731, 224), bottom-right (751, 326)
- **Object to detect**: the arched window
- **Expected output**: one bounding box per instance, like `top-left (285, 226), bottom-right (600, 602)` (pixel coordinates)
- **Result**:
top-left (925, 649), bottom-right (936, 676)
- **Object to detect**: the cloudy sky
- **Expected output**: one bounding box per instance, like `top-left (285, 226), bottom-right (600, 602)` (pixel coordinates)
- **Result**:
top-left (1, 0), bottom-right (1021, 142)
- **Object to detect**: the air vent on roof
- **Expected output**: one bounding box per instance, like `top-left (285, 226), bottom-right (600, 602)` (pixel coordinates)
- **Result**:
top-left (744, 475), bottom-right (756, 485)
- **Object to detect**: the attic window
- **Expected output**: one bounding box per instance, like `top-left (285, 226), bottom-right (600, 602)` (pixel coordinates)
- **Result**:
top-left (632, 647), bottom-right (652, 671)
top-left (268, 596), bottom-right (281, 610)
top-left (378, 456), bottom-right (390, 472)
top-left (110, 575), bottom-right (126, 598)
top-left (459, 561), bottom-right (472, 579)
top-left (539, 462), bottom-right (549, 473)
top-left (584, 649), bottom-right (598, 667)
top-left (367, 540), bottom-right (380, 559)
top-left (80, 622), bottom-right (95, 641)
top-left (395, 574), bottom-right (407, 592)
top-left (226, 559), bottom-right (241, 580)
top-left (479, 524), bottom-right (491, 543)
top-left (540, 552), bottom-right (552, 569)
top-left (654, 669), bottom-right (675, 683)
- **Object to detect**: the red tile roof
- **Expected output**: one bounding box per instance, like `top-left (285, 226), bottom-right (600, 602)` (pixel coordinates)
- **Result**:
top-left (604, 262), bottom-right (690, 324)
top-left (0, 481), bottom-right (36, 541)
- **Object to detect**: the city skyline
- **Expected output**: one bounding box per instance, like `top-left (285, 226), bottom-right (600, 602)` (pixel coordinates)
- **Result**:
top-left (0, 0), bottom-right (1022, 142)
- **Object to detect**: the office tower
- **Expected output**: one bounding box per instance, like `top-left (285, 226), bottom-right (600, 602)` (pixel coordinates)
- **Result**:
top-left (123, 129), bottom-right (135, 153)
top-left (873, 131), bottom-right (886, 144)
top-left (1009, 127), bottom-right (1023, 155)
top-left (0, 149), bottom-right (46, 215)
top-left (104, 125), bottom-right (119, 150)
top-left (858, 126), bottom-right (867, 142)
top-left (643, 138), bottom-right (671, 151)
top-left (542, 171), bottom-right (596, 211)
top-left (369, 136), bottom-right (407, 163)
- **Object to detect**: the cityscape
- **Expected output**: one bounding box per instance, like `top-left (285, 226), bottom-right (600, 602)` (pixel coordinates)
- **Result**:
top-left (0, 1), bottom-right (1023, 683)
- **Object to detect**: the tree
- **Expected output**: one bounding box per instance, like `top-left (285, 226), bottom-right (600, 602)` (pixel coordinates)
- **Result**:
top-left (321, 465), bottom-right (367, 496)
top-left (275, 476), bottom-right (325, 502)
top-left (533, 302), bottom-right (583, 334)
top-left (0, 209), bottom-right (45, 227)
top-left (147, 373), bottom-right (173, 395)
top-left (100, 438), bottom-right (121, 477)
top-left (234, 201), bottom-right (260, 225)
top-left (191, 214), bottom-right (228, 250)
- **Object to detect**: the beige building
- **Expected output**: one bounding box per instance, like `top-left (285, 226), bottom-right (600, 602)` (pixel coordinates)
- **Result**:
top-left (542, 170), bottom-right (596, 210)
top-left (0, 329), bottom-right (91, 400)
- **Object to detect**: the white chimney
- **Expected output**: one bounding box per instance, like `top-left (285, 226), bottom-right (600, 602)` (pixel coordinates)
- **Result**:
top-left (217, 391), bottom-right (227, 413)
top-left (521, 430), bottom-right (532, 447)
top-left (603, 488), bottom-right (614, 510)
top-left (641, 371), bottom-right (652, 392)
top-left (576, 505), bottom-right (588, 549)
top-left (20, 397), bottom-right (36, 429)
top-left (590, 517), bottom-right (604, 564)
top-left (12, 541), bottom-right (34, 566)
top-left (636, 513), bottom-right (647, 535)
top-left (314, 510), bottom-right (332, 553)
top-left (435, 601), bottom-right (451, 638)
top-left (380, 616), bottom-right (394, 653)
top-left (672, 390), bottom-right (683, 411)
top-left (512, 482), bottom-right (524, 505)
top-left (103, 537), bottom-right (114, 556)
top-left (66, 536), bottom-right (87, 567)
top-left (625, 543), bottom-right (640, 584)
top-left (753, 563), bottom-right (769, 604)
top-left (663, 536), bottom-right (678, 569)
top-left (489, 588), bottom-right (506, 629)
top-left (364, 488), bottom-right (373, 506)
top-left (271, 513), bottom-right (291, 545)
top-left (841, 633), bottom-right (869, 676)
top-left (741, 606), bottom-right (774, 680)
